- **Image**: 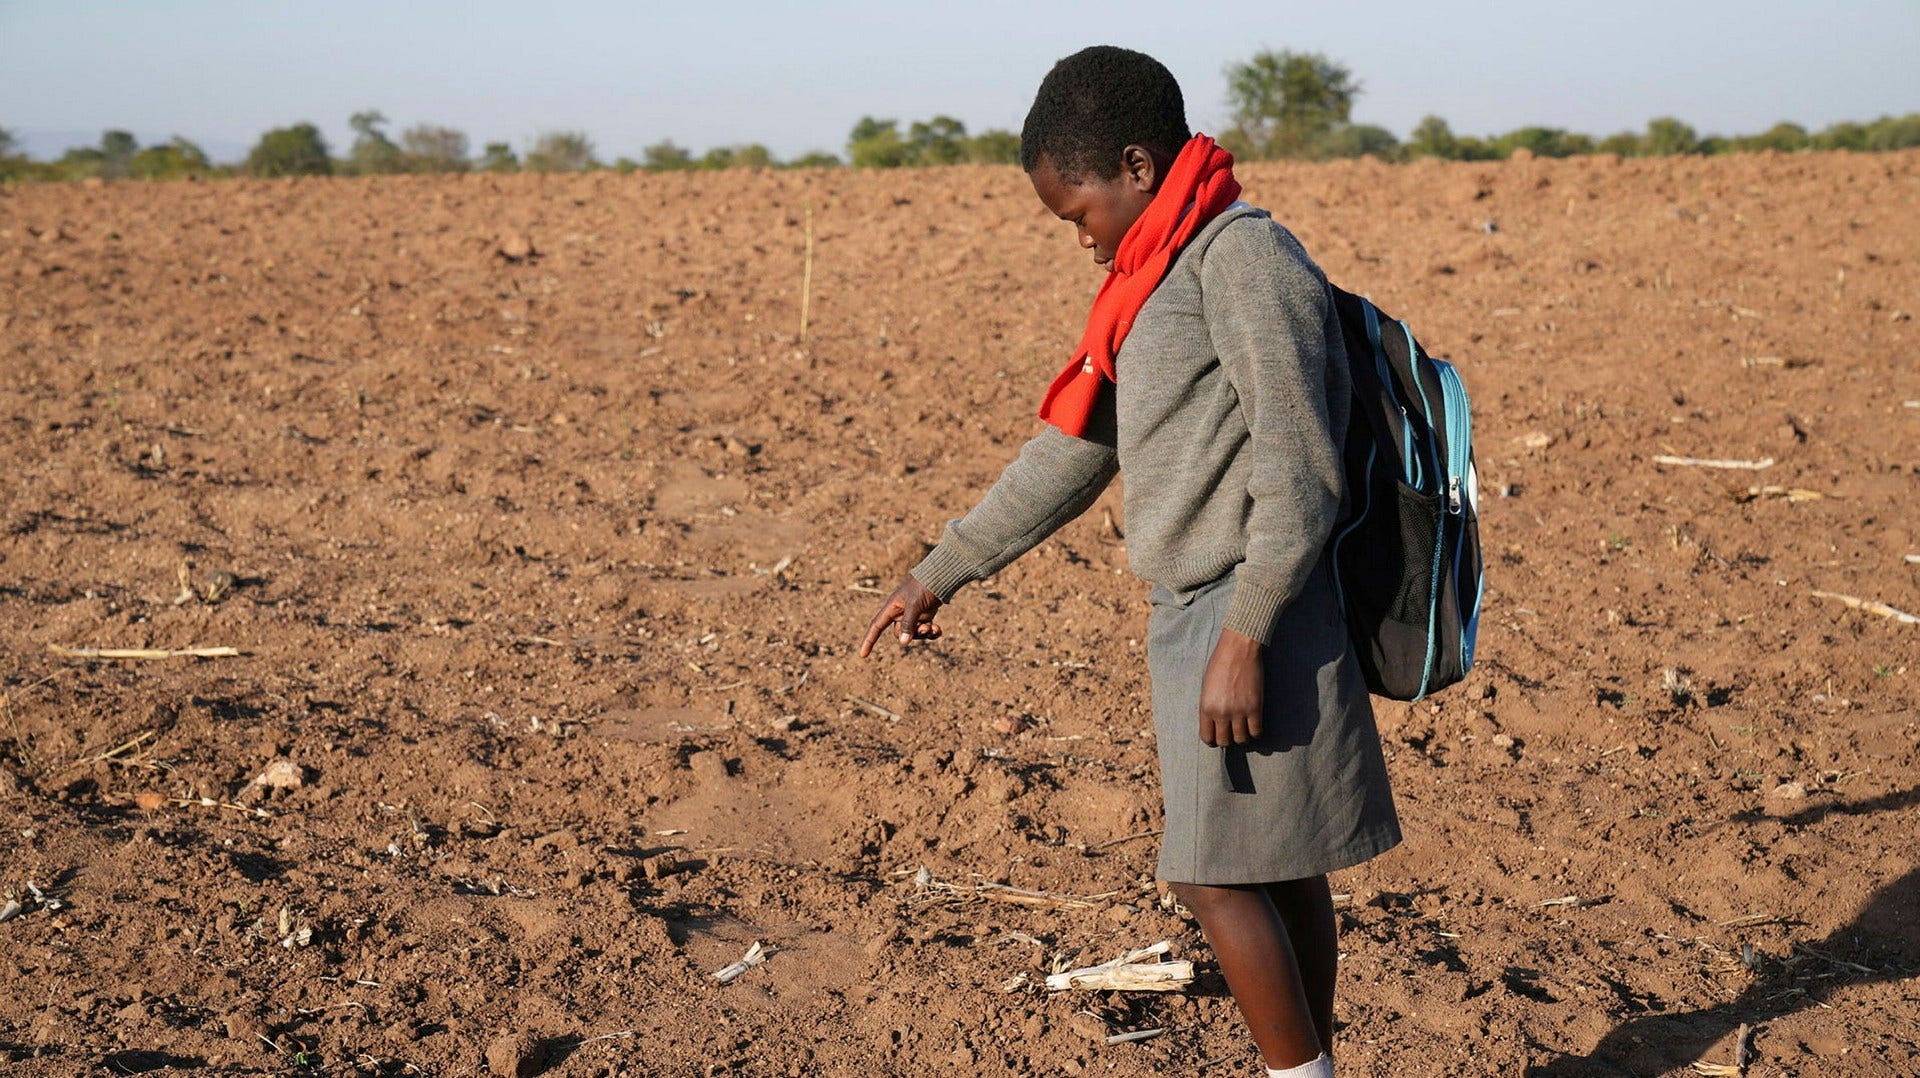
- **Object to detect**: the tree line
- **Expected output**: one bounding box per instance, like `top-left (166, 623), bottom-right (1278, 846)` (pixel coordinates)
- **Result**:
top-left (1217, 50), bottom-right (1920, 162)
top-left (4, 51), bottom-right (1916, 183)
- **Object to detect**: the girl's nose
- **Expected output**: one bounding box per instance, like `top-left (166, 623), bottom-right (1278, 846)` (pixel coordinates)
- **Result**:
top-left (1077, 227), bottom-right (1095, 249)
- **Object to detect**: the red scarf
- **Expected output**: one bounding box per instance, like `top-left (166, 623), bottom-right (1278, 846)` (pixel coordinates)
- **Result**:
top-left (1038, 134), bottom-right (1242, 437)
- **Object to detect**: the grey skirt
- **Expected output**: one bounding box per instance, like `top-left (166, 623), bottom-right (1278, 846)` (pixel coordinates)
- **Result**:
top-left (1149, 559), bottom-right (1401, 884)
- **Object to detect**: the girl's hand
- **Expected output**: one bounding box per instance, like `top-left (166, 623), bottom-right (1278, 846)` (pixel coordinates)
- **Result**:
top-left (859, 576), bottom-right (944, 657)
top-left (1199, 628), bottom-right (1264, 746)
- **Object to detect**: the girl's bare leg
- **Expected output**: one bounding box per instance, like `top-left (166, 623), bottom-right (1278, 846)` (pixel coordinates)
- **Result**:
top-left (1173, 881), bottom-right (1325, 1069)
top-left (1264, 874), bottom-right (1338, 1056)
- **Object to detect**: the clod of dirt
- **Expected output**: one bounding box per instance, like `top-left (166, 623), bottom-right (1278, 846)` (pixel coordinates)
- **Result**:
top-left (222, 1011), bottom-right (268, 1045)
top-left (687, 751), bottom-right (731, 783)
top-left (1771, 781), bottom-right (1809, 800)
top-left (993, 713), bottom-right (1028, 736)
top-left (253, 758), bottom-right (305, 789)
top-left (642, 852), bottom-right (681, 880)
top-left (485, 1030), bottom-right (546, 1077)
top-left (1068, 1011), bottom-right (1110, 1044)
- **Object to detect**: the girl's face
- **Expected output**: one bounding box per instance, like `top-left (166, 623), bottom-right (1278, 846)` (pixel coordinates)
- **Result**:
top-left (1027, 148), bottom-right (1161, 271)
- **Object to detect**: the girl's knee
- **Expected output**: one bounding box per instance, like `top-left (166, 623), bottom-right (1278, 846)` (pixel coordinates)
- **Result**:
top-left (1171, 881), bottom-right (1257, 917)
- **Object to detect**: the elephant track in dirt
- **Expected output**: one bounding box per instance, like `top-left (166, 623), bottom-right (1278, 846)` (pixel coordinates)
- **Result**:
top-left (1, 151), bottom-right (1916, 1076)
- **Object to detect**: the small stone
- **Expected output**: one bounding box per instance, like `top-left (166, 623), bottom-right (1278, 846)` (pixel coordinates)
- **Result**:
top-left (993, 713), bottom-right (1027, 736)
top-left (1520, 431), bottom-right (1554, 450)
top-left (486, 1031), bottom-right (546, 1078)
top-left (1770, 781), bottom-right (1808, 801)
top-left (1491, 733), bottom-right (1516, 749)
top-left (496, 234), bottom-right (535, 262)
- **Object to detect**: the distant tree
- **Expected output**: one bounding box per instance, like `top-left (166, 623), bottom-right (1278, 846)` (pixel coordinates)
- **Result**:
top-left (1491, 126), bottom-right (1585, 158)
top-left (732, 143), bottom-right (774, 168)
top-left (400, 124), bottom-right (469, 172)
top-left (524, 130), bottom-right (595, 172)
top-left (1406, 115), bottom-right (1459, 160)
top-left (1596, 131), bottom-right (1640, 156)
top-left (1222, 49), bottom-right (1358, 159)
top-left (699, 145), bottom-right (736, 170)
top-left (246, 122), bottom-right (332, 177)
top-left (965, 128), bottom-right (1019, 165)
top-left (57, 145), bottom-right (105, 178)
top-left (1318, 123), bottom-right (1400, 160)
top-left (786, 150), bottom-right (843, 169)
top-left (347, 110), bottom-right (403, 174)
top-left (848, 116), bottom-right (911, 168)
top-left (1737, 122), bottom-right (1809, 153)
top-left (129, 137), bottom-right (211, 179)
top-left (1812, 121), bottom-right (1868, 151)
top-left (907, 115), bottom-right (969, 165)
top-left (97, 129), bottom-right (138, 178)
top-left (1866, 113), bottom-right (1920, 151)
top-left (479, 141), bottom-right (519, 172)
top-left (643, 140), bottom-right (693, 170)
top-left (1641, 117), bottom-right (1700, 156)
top-left (0, 126), bottom-right (16, 158)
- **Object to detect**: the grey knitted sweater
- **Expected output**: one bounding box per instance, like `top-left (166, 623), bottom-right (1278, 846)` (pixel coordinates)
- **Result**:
top-left (910, 206), bottom-right (1351, 646)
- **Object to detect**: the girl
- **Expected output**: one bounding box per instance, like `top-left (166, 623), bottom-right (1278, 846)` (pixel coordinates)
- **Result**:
top-left (859, 45), bottom-right (1399, 1078)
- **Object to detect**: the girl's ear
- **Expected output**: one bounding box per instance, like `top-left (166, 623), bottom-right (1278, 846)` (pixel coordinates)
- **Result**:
top-left (1121, 144), bottom-right (1158, 193)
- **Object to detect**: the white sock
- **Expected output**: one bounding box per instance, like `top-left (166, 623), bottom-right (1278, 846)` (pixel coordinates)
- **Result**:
top-left (1267, 1054), bottom-right (1332, 1078)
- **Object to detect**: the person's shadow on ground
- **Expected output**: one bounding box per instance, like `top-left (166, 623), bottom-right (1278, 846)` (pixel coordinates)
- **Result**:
top-left (1525, 787), bottom-right (1920, 1076)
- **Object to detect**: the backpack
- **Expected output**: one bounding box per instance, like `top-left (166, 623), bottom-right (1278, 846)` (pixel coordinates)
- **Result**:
top-left (1327, 287), bottom-right (1484, 701)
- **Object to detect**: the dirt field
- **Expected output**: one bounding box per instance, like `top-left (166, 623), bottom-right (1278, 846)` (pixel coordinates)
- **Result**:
top-left (2, 150), bottom-right (1916, 1077)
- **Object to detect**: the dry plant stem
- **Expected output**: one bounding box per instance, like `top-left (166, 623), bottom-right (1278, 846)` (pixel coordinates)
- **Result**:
top-left (48, 645), bottom-right (240, 660)
top-left (1084, 828), bottom-right (1163, 853)
top-left (1046, 942), bottom-right (1196, 992)
top-left (799, 202), bottom-right (814, 345)
top-left (1809, 590), bottom-right (1920, 625)
top-left (1653, 454), bottom-right (1775, 470)
top-left (918, 878), bottom-right (1113, 911)
top-left (712, 940), bottom-right (769, 984)
top-left (845, 694), bottom-right (901, 722)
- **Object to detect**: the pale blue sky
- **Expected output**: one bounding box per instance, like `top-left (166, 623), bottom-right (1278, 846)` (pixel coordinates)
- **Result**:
top-left (3, 0), bottom-right (1915, 162)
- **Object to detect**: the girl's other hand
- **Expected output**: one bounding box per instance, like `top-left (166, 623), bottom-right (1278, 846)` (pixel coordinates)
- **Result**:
top-left (859, 576), bottom-right (944, 657)
top-left (1199, 628), bottom-right (1264, 746)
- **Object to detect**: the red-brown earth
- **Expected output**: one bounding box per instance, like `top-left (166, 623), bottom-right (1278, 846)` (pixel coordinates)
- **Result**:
top-left (1, 151), bottom-right (1916, 1076)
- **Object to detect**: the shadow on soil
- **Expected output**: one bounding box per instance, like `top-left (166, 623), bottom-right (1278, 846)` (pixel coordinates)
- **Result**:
top-left (1526, 787), bottom-right (1920, 1076)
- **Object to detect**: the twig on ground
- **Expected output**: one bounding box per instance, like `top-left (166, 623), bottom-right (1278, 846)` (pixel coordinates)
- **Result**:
top-left (1106, 1028), bottom-right (1164, 1045)
top-left (1793, 942), bottom-right (1877, 974)
top-left (1081, 828), bottom-right (1163, 853)
top-left (1736, 485), bottom-right (1825, 502)
top-left (48, 645), bottom-right (240, 660)
top-left (1692, 1022), bottom-right (1754, 1076)
top-left (911, 871), bottom-right (1115, 911)
top-left (1810, 590), bottom-right (1919, 626)
top-left (171, 796), bottom-right (272, 819)
top-left (1653, 455), bottom-right (1774, 470)
top-left (845, 695), bottom-right (901, 722)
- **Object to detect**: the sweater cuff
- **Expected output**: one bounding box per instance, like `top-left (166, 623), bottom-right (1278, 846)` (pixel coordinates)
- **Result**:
top-left (909, 544), bottom-right (981, 602)
top-left (1222, 581), bottom-right (1290, 646)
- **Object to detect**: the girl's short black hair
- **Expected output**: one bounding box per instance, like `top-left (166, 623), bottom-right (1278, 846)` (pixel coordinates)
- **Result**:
top-left (1020, 45), bottom-right (1189, 182)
